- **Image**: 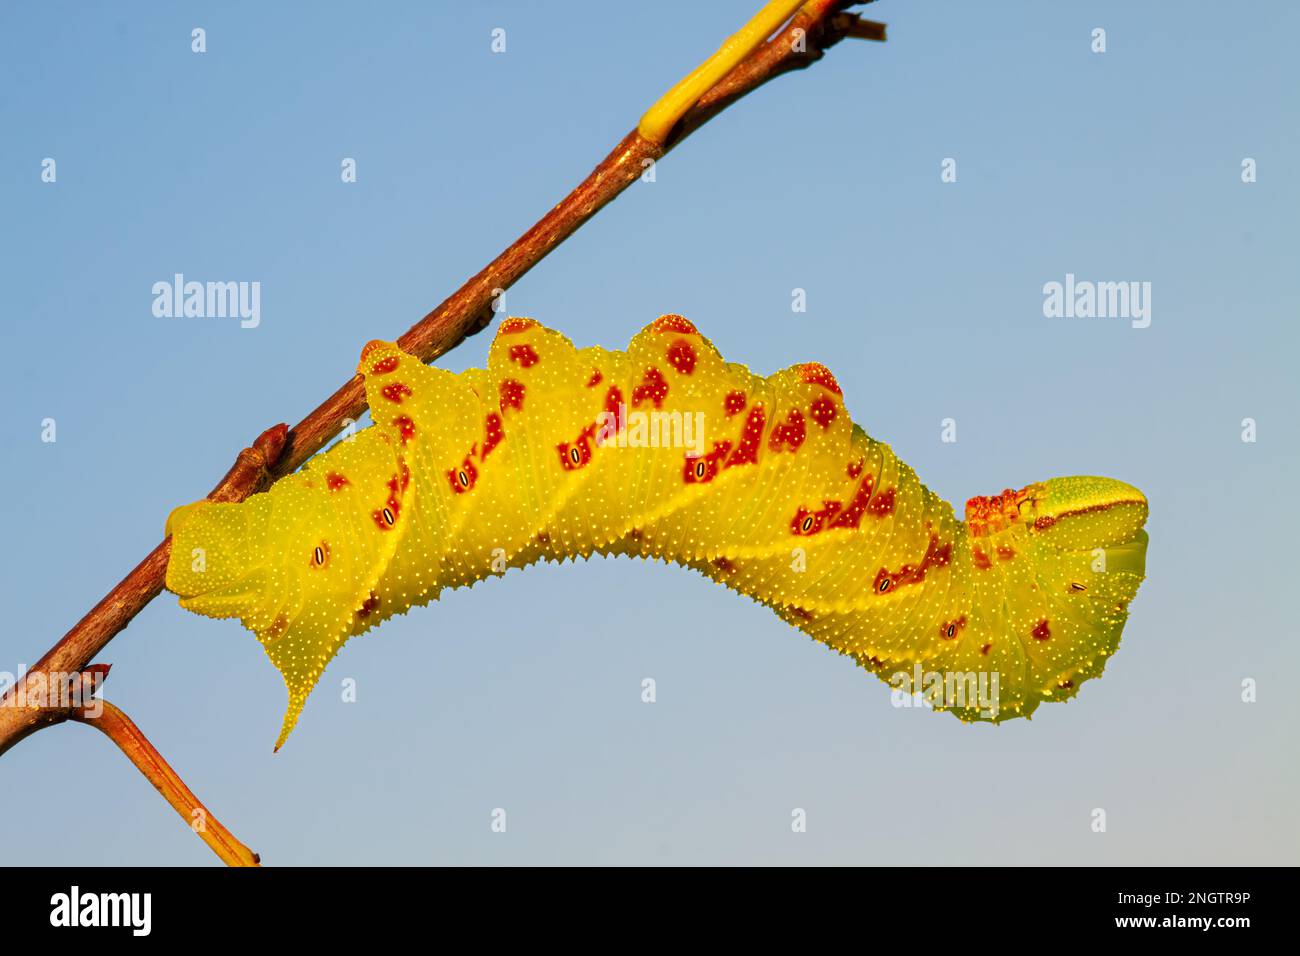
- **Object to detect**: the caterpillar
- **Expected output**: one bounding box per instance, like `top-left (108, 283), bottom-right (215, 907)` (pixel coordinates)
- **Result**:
top-left (165, 315), bottom-right (1149, 749)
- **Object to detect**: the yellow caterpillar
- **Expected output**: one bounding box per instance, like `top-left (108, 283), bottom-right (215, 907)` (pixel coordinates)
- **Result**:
top-left (165, 315), bottom-right (1149, 749)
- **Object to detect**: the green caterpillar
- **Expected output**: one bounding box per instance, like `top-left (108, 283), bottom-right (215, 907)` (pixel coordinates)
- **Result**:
top-left (165, 315), bottom-right (1149, 749)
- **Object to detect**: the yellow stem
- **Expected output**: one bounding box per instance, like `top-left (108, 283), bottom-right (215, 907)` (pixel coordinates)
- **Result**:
top-left (638, 0), bottom-right (809, 143)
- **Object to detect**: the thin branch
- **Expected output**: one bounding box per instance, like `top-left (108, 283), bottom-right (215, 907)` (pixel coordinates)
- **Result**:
top-left (71, 699), bottom-right (260, 867)
top-left (0, 2), bottom-right (880, 765)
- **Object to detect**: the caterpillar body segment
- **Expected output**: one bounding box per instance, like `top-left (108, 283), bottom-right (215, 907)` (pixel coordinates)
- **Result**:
top-left (165, 315), bottom-right (1149, 747)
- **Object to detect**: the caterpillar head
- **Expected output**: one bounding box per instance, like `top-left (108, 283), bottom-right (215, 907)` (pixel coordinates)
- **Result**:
top-left (165, 500), bottom-right (268, 618)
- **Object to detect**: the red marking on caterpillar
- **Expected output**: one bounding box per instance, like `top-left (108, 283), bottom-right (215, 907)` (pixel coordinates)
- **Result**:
top-left (965, 485), bottom-right (1036, 537)
top-left (509, 344), bottom-right (540, 368)
top-left (398, 462), bottom-right (411, 492)
top-left (770, 409), bottom-right (806, 453)
top-left (481, 413), bottom-right (504, 459)
top-left (392, 416), bottom-right (416, 445)
top-left (972, 547), bottom-right (992, 570)
top-left (649, 314), bottom-right (698, 335)
top-left (797, 362), bottom-right (842, 396)
top-left (725, 404), bottom-right (766, 468)
top-left (604, 386), bottom-right (624, 429)
top-left (724, 391), bottom-right (746, 417)
top-left (872, 535), bottom-right (953, 595)
top-left (683, 441), bottom-right (732, 484)
top-left (499, 379), bottom-right (525, 414)
top-left (632, 367), bottom-right (669, 409)
top-left (378, 476), bottom-right (404, 527)
top-left (369, 356), bottom-right (400, 376)
top-left (371, 500), bottom-right (399, 530)
top-left (381, 382), bottom-right (412, 404)
top-left (979, 642), bottom-right (992, 656)
top-left (867, 486), bottom-right (896, 517)
top-left (499, 317), bottom-right (538, 335)
top-left (1032, 619), bottom-right (1051, 641)
top-left (585, 369), bottom-right (603, 388)
top-left (712, 557), bottom-right (737, 574)
top-left (326, 472), bottom-right (349, 492)
top-left (996, 544), bottom-right (1016, 561)
top-left (356, 592), bottom-right (381, 619)
top-left (829, 475), bottom-right (877, 530)
top-left (847, 458), bottom-right (864, 479)
top-left (791, 501), bottom-right (841, 536)
top-left (557, 425), bottom-right (597, 471)
top-left (360, 341), bottom-right (387, 362)
top-left (939, 615), bottom-right (968, 640)
top-left (809, 396), bottom-right (836, 429)
top-left (788, 607), bottom-right (815, 623)
top-left (666, 339), bottom-right (697, 375)
top-left (447, 456), bottom-right (479, 494)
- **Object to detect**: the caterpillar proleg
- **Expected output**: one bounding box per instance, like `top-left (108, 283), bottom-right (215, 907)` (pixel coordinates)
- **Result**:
top-left (165, 316), bottom-right (1149, 749)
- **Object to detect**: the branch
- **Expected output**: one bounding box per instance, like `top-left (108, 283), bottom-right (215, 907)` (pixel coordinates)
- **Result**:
top-left (0, 2), bottom-right (881, 768)
top-left (71, 698), bottom-right (260, 867)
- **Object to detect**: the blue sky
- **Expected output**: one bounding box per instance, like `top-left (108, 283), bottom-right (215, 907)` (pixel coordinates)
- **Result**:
top-left (2, 1), bottom-right (1297, 864)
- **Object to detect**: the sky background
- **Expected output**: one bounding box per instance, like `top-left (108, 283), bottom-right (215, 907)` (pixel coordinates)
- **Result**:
top-left (2, 0), bottom-right (1297, 866)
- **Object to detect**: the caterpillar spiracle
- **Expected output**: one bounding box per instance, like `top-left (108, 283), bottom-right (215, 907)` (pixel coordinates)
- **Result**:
top-left (165, 315), bottom-right (1149, 749)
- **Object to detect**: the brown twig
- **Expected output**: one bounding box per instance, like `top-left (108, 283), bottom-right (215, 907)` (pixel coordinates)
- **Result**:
top-left (0, 0), bottom-right (883, 861)
top-left (70, 698), bottom-right (260, 867)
